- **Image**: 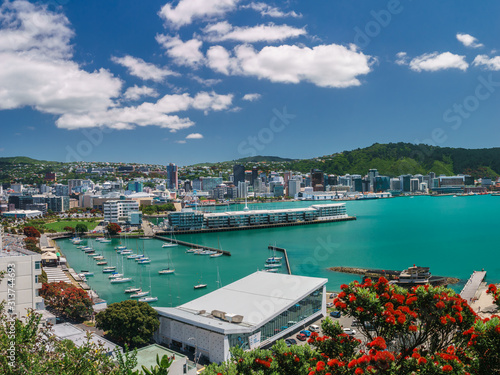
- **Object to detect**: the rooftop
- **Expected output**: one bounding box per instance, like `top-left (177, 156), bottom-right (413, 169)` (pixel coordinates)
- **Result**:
top-left (203, 203), bottom-right (345, 218)
top-left (155, 271), bottom-right (327, 334)
top-left (132, 344), bottom-right (195, 373)
top-left (51, 323), bottom-right (118, 355)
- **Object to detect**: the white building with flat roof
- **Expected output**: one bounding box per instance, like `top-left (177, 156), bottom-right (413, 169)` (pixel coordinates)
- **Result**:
top-left (0, 230), bottom-right (43, 318)
top-left (154, 271), bottom-right (327, 364)
top-left (103, 200), bottom-right (140, 224)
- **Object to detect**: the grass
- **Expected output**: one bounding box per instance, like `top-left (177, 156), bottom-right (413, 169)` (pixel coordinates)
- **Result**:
top-left (44, 220), bottom-right (99, 232)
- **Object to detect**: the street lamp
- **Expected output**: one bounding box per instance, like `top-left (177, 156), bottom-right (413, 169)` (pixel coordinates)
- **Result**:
top-left (187, 337), bottom-right (199, 365)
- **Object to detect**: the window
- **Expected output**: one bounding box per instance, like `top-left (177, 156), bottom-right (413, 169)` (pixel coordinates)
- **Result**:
top-left (35, 261), bottom-right (41, 270)
top-left (35, 275), bottom-right (40, 283)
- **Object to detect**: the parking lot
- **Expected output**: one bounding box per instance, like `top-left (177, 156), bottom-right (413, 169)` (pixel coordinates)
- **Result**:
top-left (281, 292), bottom-right (367, 348)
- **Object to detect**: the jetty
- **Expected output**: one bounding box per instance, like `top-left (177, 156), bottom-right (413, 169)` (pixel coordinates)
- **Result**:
top-left (154, 235), bottom-right (231, 256)
top-left (268, 245), bottom-right (292, 275)
top-left (329, 266), bottom-right (460, 286)
top-left (460, 270), bottom-right (487, 302)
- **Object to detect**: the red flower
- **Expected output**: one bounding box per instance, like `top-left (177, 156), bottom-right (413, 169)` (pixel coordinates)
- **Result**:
top-left (409, 325), bottom-right (418, 332)
top-left (355, 368), bottom-right (364, 374)
top-left (442, 364), bottom-right (453, 372)
top-left (316, 361), bottom-right (325, 371)
top-left (418, 357), bottom-right (427, 365)
top-left (436, 301), bottom-right (445, 309)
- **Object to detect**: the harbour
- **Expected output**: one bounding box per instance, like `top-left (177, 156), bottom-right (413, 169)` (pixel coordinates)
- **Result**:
top-left (56, 195), bottom-right (500, 307)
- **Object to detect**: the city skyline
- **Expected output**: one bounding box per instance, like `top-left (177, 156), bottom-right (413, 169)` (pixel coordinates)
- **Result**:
top-left (0, 0), bottom-right (499, 166)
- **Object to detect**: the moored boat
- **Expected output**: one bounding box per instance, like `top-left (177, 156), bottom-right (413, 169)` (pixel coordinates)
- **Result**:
top-left (138, 296), bottom-right (158, 303)
top-left (110, 277), bottom-right (132, 283)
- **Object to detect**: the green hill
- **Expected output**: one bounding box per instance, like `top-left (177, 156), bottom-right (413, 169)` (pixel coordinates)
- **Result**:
top-left (0, 156), bottom-right (49, 165)
top-left (287, 143), bottom-right (500, 179)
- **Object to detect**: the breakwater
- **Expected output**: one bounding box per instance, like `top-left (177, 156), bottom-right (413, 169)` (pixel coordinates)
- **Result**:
top-left (329, 266), bottom-right (460, 286)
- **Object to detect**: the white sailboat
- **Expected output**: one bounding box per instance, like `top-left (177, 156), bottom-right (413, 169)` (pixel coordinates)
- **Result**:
top-left (159, 252), bottom-right (175, 274)
top-left (162, 233), bottom-right (178, 247)
top-left (139, 270), bottom-right (157, 302)
top-left (194, 274), bottom-right (207, 289)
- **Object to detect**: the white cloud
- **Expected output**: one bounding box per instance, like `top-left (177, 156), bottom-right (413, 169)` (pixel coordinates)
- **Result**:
top-left (186, 133), bottom-right (203, 139)
top-left (395, 51), bottom-right (409, 66)
top-left (408, 52), bottom-right (468, 72)
top-left (189, 74), bottom-right (222, 86)
top-left (207, 43), bottom-right (374, 88)
top-left (472, 55), bottom-right (500, 71)
top-left (56, 91), bottom-right (234, 130)
top-left (472, 55), bottom-right (500, 70)
top-left (242, 93), bottom-right (261, 101)
top-left (159, 0), bottom-right (239, 28)
top-left (456, 33), bottom-right (483, 48)
top-left (123, 85), bottom-right (160, 101)
top-left (0, 1), bottom-right (122, 116)
top-left (242, 2), bottom-right (301, 18)
top-left (203, 21), bottom-right (306, 43)
top-left (111, 55), bottom-right (177, 82)
top-left (156, 34), bottom-right (204, 67)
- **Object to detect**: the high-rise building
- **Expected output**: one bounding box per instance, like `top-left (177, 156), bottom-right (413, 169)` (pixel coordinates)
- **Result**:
top-left (368, 169), bottom-right (379, 191)
top-left (311, 169), bottom-right (324, 192)
top-left (375, 176), bottom-right (391, 192)
top-left (400, 175), bottom-right (412, 192)
top-left (251, 167), bottom-right (259, 186)
top-left (167, 163), bottom-right (178, 190)
top-left (288, 178), bottom-right (301, 198)
top-left (390, 178), bottom-right (401, 191)
top-left (410, 178), bottom-right (420, 192)
top-left (127, 181), bottom-right (143, 192)
top-left (233, 165), bottom-right (245, 186)
top-left (237, 181), bottom-right (248, 198)
top-left (54, 184), bottom-right (69, 196)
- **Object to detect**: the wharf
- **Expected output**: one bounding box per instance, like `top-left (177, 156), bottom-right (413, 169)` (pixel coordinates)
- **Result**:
top-left (154, 235), bottom-right (231, 256)
top-left (268, 245), bottom-right (292, 275)
top-left (460, 270), bottom-right (487, 302)
top-left (329, 266), bottom-right (460, 286)
top-left (158, 216), bottom-right (356, 235)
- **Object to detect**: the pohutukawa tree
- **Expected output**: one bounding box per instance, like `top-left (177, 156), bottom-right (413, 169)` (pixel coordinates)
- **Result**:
top-left (204, 278), bottom-right (500, 375)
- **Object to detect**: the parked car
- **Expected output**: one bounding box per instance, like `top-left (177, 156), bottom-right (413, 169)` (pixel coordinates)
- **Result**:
top-left (343, 327), bottom-right (356, 336)
top-left (329, 293), bottom-right (338, 298)
top-left (300, 330), bottom-right (312, 337)
top-left (296, 333), bottom-right (307, 341)
top-left (309, 325), bottom-right (320, 332)
top-left (285, 338), bottom-right (297, 347)
top-left (330, 311), bottom-right (341, 318)
top-left (326, 302), bottom-right (333, 308)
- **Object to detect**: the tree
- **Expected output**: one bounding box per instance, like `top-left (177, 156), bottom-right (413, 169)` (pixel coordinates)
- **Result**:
top-left (64, 226), bottom-right (76, 233)
top-left (205, 280), bottom-right (500, 375)
top-left (75, 223), bottom-right (88, 235)
top-left (41, 281), bottom-right (93, 321)
top-left (23, 226), bottom-right (40, 238)
top-left (107, 222), bottom-right (121, 235)
top-left (486, 283), bottom-right (500, 308)
top-left (95, 300), bottom-right (160, 348)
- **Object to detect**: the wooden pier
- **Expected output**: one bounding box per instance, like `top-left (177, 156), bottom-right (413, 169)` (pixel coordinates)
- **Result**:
top-left (268, 245), bottom-right (292, 275)
top-left (460, 270), bottom-right (487, 302)
top-left (154, 235), bottom-right (231, 256)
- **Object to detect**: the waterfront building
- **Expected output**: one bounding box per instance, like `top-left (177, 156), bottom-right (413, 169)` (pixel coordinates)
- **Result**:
top-left (133, 344), bottom-right (196, 374)
top-left (168, 210), bottom-right (204, 230)
top-left (400, 175), bottom-right (412, 192)
top-left (410, 178), bottom-right (420, 192)
top-left (375, 176), bottom-right (391, 192)
top-left (439, 176), bottom-right (465, 187)
top-left (272, 184), bottom-right (284, 197)
top-left (202, 177), bottom-right (223, 192)
top-left (154, 271), bottom-right (327, 364)
top-left (32, 195), bottom-right (69, 212)
top-left (352, 176), bottom-right (363, 192)
top-left (26, 203), bottom-right (48, 215)
top-left (203, 203), bottom-right (347, 230)
top-left (233, 165), bottom-right (245, 186)
top-left (103, 200), bottom-right (140, 224)
top-left (167, 163), bottom-right (178, 190)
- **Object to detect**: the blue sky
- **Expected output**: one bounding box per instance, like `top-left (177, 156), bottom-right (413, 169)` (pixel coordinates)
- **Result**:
top-left (0, 0), bottom-right (499, 166)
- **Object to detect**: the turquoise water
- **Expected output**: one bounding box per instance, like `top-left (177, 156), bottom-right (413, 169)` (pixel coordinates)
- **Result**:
top-left (56, 195), bottom-right (500, 306)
